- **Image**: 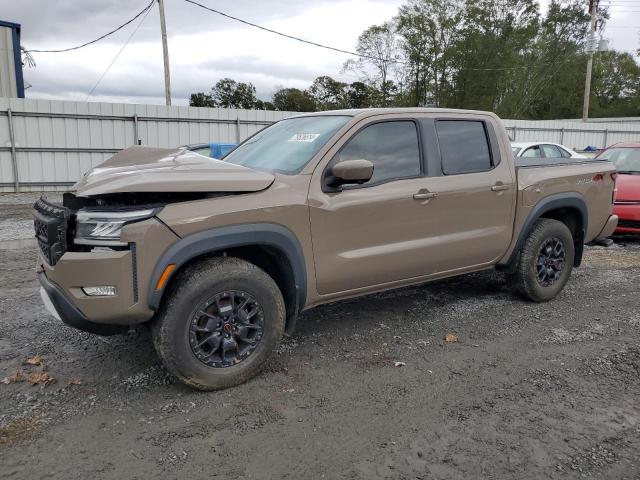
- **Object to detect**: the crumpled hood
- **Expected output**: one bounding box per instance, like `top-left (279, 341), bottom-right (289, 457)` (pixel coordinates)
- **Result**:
top-left (74, 146), bottom-right (274, 197)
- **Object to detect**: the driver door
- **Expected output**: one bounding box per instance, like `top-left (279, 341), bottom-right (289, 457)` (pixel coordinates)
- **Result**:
top-left (307, 118), bottom-right (442, 295)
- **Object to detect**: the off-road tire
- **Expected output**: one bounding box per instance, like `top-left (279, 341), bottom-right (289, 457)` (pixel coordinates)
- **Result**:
top-left (510, 218), bottom-right (575, 302)
top-left (152, 257), bottom-right (285, 390)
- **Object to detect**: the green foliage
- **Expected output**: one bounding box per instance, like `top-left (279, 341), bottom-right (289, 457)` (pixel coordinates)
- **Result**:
top-left (272, 87), bottom-right (317, 112)
top-left (211, 78), bottom-right (257, 109)
top-left (189, 0), bottom-right (638, 118)
top-left (308, 76), bottom-right (348, 110)
top-left (189, 92), bottom-right (215, 107)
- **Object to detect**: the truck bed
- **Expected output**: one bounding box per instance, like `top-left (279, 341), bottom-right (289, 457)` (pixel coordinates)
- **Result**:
top-left (514, 158), bottom-right (616, 243)
top-left (514, 157), bottom-right (605, 168)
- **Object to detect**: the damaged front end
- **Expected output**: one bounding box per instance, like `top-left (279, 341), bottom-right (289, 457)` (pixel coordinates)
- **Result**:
top-left (34, 193), bottom-right (182, 335)
top-left (33, 146), bottom-right (277, 335)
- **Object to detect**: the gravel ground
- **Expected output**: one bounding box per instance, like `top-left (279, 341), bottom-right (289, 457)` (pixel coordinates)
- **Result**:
top-left (1, 193), bottom-right (639, 480)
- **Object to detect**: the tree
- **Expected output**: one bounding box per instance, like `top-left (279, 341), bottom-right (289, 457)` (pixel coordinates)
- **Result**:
top-left (449, 0), bottom-right (540, 115)
top-left (254, 99), bottom-right (276, 110)
top-left (395, 0), bottom-right (465, 107)
top-left (343, 22), bottom-right (401, 106)
top-left (345, 81), bottom-right (374, 108)
top-left (189, 92), bottom-right (215, 107)
top-left (211, 78), bottom-right (258, 109)
top-left (591, 50), bottom-right (640, 117)
top-left (308, 76), bottom-right (348, 110)
top-left (514, 0), bottom-right (590, 119)
top-left (272, 87), bottom-right (316, 111)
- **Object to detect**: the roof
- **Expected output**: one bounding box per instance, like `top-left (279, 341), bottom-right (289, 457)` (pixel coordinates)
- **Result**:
top-left (0, 20), bottom-right (21, 29)
top-left (511, 141), bottom-right (567, 148)
top-left (288, 107), bottom-right (501, 119)
top-left (608, 142), bottom-right (640, 148)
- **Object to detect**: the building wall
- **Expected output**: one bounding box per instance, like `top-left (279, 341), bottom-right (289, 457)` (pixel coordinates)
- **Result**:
top-left (0, 98), bottom-right (296, 192)
top-left (0, 24), bottom-right (18, 98)
top-left (1, 97), bottom-right (639, 192)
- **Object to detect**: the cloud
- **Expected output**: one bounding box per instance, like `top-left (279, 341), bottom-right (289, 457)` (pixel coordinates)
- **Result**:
top-left (8, 0), bottom-right (638, 106)
top-left (11, 0), bottom-right (402, 104)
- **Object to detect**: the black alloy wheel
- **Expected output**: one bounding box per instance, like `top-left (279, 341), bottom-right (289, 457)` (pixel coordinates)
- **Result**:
top-left (535, 237), bottom-right (566, 287)
top-left (189, 290), bottom-right (265, 368)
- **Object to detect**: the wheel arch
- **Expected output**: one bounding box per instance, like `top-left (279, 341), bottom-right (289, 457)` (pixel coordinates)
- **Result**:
top-left (500, 193), bottom-right (588, 273)
top-left (148, 223), bottom-right (307, 335)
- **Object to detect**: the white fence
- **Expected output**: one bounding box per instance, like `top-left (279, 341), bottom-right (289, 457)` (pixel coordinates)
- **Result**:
top-left (1, 98), bottom-right (639, 192)
top-left (504, 118), bottom-right (640, 152)
top-left (0, 98), bottom-right (296, 192)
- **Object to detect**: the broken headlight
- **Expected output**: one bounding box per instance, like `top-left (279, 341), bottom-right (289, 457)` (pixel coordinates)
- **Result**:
top-left (74, 209), bottom-right (156, 246)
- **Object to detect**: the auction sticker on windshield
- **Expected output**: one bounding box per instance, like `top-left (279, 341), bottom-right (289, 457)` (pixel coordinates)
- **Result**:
top-left (289, 133), bottom-right (320, 142)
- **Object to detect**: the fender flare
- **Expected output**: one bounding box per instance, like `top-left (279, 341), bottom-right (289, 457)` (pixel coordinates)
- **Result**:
top-left (148, 223), bottom-right (307, 320)
top-left (500, 192), bottom-right (588, 273)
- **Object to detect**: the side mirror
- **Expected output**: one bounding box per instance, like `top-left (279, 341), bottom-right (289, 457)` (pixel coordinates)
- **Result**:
top-left (326, 159), bottom-right (374, 189)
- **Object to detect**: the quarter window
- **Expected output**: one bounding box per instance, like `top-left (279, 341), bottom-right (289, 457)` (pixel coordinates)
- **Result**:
top-left (332, 121), bottom-right (421, 185)
top-left (436, 120), bottom-right (492, 174)
top-left (542, 144), bottom-right (563, 158)
top-left (558, 147), bottom-right (572, 158)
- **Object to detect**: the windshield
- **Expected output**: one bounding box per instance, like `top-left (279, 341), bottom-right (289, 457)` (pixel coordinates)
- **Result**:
top-left (597, 147), bottom-right (640, 173)
top-left (223, 116), bottom-right (350, 174)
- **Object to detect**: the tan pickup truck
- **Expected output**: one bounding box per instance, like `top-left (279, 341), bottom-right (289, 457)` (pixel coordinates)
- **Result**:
top-left (34, 108), bottom-right (618, 390)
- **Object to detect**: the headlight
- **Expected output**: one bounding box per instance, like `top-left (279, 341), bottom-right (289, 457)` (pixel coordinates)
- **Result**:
top-left (74, 209), bottom-right (156, 246)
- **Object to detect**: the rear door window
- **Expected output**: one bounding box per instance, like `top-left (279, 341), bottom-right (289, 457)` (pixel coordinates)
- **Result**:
top-left (522, 146), bottom-right (543, 158)
top-left (436, 120), bottom-right (492, 175)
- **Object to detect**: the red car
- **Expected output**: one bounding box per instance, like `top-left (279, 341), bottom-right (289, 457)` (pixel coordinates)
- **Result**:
top-left (596, 142), bottom-right (640, 234)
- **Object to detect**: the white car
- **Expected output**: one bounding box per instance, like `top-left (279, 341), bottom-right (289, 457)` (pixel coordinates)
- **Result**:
top-left (511, 142), bottom-right (587, 159)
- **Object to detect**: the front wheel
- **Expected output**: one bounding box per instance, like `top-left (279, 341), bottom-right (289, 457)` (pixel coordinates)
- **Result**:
top-left (510, 218), bottom-right (575, 302)
top-left (152, 257), bottom-right (285, 390)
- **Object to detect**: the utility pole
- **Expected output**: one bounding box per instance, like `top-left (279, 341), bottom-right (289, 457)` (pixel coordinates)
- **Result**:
top-left (158, 0), bottom-right (172, 106)
top-left (582, 0), bottom-right (597, 122)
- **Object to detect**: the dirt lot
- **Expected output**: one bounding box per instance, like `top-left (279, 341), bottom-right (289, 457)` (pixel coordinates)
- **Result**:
top-left (1, 194), bottom-right (639, 480)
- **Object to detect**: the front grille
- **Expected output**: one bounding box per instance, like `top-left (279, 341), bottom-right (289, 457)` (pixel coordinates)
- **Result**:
top-left (618, 219), bottom-right (640, 230)
top-left (33, 197), bottom-right (71, 265)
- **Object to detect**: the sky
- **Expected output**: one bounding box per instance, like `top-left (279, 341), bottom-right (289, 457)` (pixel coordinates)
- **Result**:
top-left (3, 0), bottom-right (640, 106)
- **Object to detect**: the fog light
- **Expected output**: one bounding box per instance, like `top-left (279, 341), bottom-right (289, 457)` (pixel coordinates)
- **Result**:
top-left (82, 286), bottom-right (116, 296)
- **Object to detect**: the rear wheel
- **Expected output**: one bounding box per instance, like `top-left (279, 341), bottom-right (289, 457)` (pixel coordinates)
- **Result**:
top-left (510, 218), bottom-right (575, 302)
top-left (152, 257), bottom-right (285, 390)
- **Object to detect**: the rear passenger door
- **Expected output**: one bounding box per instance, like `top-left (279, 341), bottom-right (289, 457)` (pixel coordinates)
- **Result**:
top-left (429, 117), bottom-right (516, 272)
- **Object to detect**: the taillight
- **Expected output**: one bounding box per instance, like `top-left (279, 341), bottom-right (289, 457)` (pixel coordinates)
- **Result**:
top-left (610, 172), bottom-right (618, 182)
top-left (611, 172), bottom-right (618, 203)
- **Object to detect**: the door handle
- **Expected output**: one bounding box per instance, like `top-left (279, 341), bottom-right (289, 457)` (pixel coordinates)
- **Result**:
top-left (491, 184), bottom-right (510, 192)
top-left (413, 191), bottom-right (438, 200)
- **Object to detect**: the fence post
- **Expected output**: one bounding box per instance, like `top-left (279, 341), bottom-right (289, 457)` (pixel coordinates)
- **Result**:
top-left (602, 129), bottom-right (608, 148)
top-left (512, 126), bottom-right (517, 141)
top-left (559, 127), bottom-right (565, 144)
top-left (7, 109), bottom-right (19, 193)
top-left (133, 114), bottom-right (141, 145)
top-left (236, 117), bottom-right (241, 143)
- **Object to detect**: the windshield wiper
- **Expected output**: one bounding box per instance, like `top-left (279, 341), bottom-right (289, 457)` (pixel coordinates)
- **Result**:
top-left (616, 170), bottom-right (640, 175)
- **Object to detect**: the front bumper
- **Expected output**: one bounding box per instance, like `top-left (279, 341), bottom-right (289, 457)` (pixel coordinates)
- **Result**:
top-left (613, 203), bottom-right (640, 233)
top-left (36, 217), bottom-right (180, 329)
top-left (38, 272), bottom-right (127, 336)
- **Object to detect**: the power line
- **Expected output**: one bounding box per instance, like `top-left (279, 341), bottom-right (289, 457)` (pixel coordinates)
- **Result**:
top-left (183, 0), bottom-right (382, 61)
top-left (85, 3), bottom-right (153, 101)
top-left (25, 0), bottom-right (155, 53)
top-left (184, 0), bottom-right (534, 71)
